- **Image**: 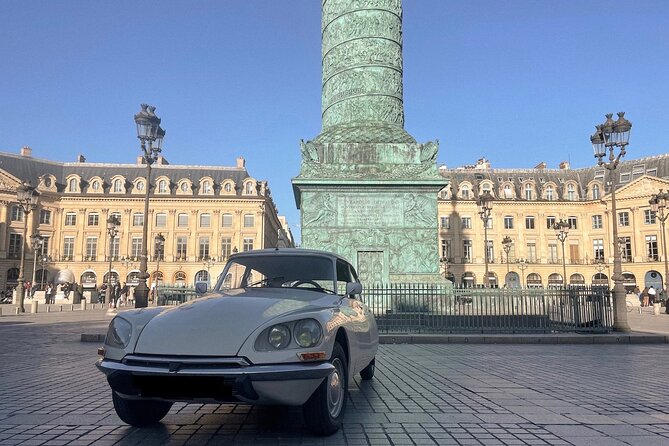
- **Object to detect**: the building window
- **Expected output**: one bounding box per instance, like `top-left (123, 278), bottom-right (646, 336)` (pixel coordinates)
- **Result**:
top-left (525, 216), bottom-right (535, 230)
top-left (65, 212), bottom-right (77, 226)
top-left (176, 236), bottom-right (188, 259)
top-left (243, 238), bottom-right (254, 251)
top-left (133, 213), bottom-right (144, 227)
top-left (440, 216), bottom-right (450, 229)
top-left (484, 218), bottom-right (492, 230)
top-left (200, 213), bottom-right (211, 228)
top-left (221, 237), bottom-right (232, 259)
top-left (63, 236), bottom-right (75, 260)
top-left (39, 209), bottom-right (51, 225)
top-left (244, 182), bottom-right (254, 195)
top-left (68, 178), bottom-right (77, 192)
top-left (441, 239), bottom-right (451, 258)
top-left (222, 213), bottom-right (233, 228)
top-left (527, 243), bottom-right (537, 262)
top-left (618, 211), bottom-right (630, 227)
top-left (10, 205), bottom-right (24, 222)
top-left (461, 185), bottom-right (470, 199)
top-left (545, 186), bottom-right (554, 201)
top-left (199, 237), bottom-right (210, 259)
top-left (620, 237), bottom-right (632, 262)
top-left (592, 215), bottom-right (603, 229)
top-left (593, 239), bottom-right (604, 261)
top-left (463, 239), bottom-right (472, 262)
top-left (135, 181), bottom-right (144, 192)
top-left (548, 243), bottom-right (558, 263)
top-left (524, 184), bottom-right (533, 200)
top-left (546, 216), bottom-right (556, 229)
top-left (646, 235), bottom-right (658, 261)
top-left (177, 213), bottom-right (189, 227)
top-left (503, 184), bottom-right (512, 199)
top-left (644, 209), bottom-right (656, 225)
top-left (131, 237), bottom-right (142, 258)
top-left (243, 214), bottom-right (255, 228)
top-left (110, 212), bottom-right (121, 225)
top-left (88, 213), bottom-right (99, 226)
top-left (202, 181), bottom-right (212, 194)
top-left (504, 216), bottom-right (514, 230)
top-left (592, 184), bottom-right (600, 200)
top-left (86, 237), bottom-right (97, 259)
top-left (110, 238), bottom-right (120, 259)
top-left (461, 217), bottom-right (472, 229)
top-left (155, 213), bottom-right (167, 227)
top-left (113, 179), bottom-right (123, 193)
top-left (158, 180), bottom-right (167, 193)
top-left (91, 180), bottom-right (100, 191)
top-left (486, 240), bottom-right (494, 263)
top-left (567, 217), bottom-right (577, 229)
top-left (224, 182), bottom-right (233, 193)
top-left (8, 234), bottom-right (22, 258)
top-left (567, 184), bottom-right (575, 201)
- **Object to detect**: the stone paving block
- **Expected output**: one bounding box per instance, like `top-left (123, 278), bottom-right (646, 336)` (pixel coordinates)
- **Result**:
top-left (0, 414), bottom-right (60, 425)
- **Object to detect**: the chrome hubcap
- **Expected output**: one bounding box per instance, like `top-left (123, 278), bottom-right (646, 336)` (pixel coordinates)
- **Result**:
top-left (327, 358), bottom-right (344, 418)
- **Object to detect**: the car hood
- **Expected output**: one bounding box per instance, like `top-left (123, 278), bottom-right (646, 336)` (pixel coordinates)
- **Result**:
top-left (133, 288), bottom-right (336, 356)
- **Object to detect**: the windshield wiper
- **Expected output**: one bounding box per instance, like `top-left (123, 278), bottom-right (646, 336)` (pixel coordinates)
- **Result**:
top-left (246, 276), bottom-right (285, 287)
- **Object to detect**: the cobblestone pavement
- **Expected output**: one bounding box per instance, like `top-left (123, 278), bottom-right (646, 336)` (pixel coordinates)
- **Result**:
top-left (1, 312), bottom-right (669, 445)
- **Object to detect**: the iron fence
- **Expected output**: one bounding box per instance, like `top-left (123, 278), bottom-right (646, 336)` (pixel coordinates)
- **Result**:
top-left (361, 284), bottom-right (612, 334)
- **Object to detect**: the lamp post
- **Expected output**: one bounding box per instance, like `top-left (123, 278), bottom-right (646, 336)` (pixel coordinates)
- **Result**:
top-left (38, 255), bottom-right (51, 291)
top-left (517, 258), bottom-right (528, 288)
top-left (106, 215), bottom-right (120, 299)
top-left (649, 190), bottom-right (669, 296)
top-left (553, 219), bottom-right (570, 288)
top-left (477, 190), bottom-right (494, 287)
top-left (203, 257), bottom-right (216, 286)
top-left (30, 234), bottom-right (45, 292)
top-left (133, 104), bottom-right (165, 308)
top-left (501, 236), bottom-right (513, 274)
top-left (591, 112), bottom-right (632, 332)
top-left (15, 182), bottom-right (40, 312)
top-left (154, 233), bottom-right (165, 284)
top-left (594, 259), bottom-right (608, 287)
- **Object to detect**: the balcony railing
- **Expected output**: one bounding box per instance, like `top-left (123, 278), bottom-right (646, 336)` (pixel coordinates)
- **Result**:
top-left (61, 255), bottom-right (73, 261)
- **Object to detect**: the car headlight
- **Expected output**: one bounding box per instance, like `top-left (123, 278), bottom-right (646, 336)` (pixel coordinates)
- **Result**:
top-left (268, 324), bottom-right (291, 349)
top-left (105, 317), bottom-right (132, 349)
top-left (294, 319), bottom-right (322, 348)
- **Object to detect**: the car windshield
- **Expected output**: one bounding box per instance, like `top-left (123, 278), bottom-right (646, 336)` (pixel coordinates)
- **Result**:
top-left (214, 254), bottom-right (336, 294)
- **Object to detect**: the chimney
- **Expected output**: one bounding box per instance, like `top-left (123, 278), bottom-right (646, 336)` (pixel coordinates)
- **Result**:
top-left (559, 161), bottom-right (570, 170)
top-left (236, 157), bottom-right (246, 168)
top-left (20, 146), bottom-right (32, 157)
top-left (76, 154), bottom-right (86, 163)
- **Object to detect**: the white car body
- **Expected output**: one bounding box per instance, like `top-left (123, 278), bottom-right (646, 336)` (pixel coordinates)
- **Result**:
top-left (97, 248), bottom-right (379, 434)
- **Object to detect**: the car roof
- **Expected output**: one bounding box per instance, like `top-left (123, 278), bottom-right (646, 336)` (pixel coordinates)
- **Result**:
top-left (229, 248), bottom-right (352, 265)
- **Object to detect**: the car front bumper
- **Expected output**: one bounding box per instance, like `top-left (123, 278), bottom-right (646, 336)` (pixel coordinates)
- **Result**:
top-left (96, 355), bottom-right (334, 406)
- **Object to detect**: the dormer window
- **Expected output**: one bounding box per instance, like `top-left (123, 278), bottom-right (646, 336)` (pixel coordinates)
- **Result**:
top-left (592, 184), bottom-right (600, 200)
top-left (503, 184), bottom-right (512, 199)
top-left (567, 184), bottom-right (575, 201)
top-left (524, 184), bottom-right (533, 200)
top-left (158, 180), bottom-right (167, 193)
top-left (180, 182), bottom-right (188, 192)
top-left (461, 185), bottom-right (470, 199)
top-left (91, 180), bottom-right (100, 191)
top-left (136, 181), bottom-right (145, 192)
top-left (202, 181), bottom-right (212, 194)
top-left (224, 182), bottom-right (233, 193)
top-left (546, 185), bottom-right (554, 201)
top-left (68, 178), bottom-right (77, 192)
top-left (113, 179), bottom-right (123, 193)
top-left (244, 182), bottom-right (254, 195)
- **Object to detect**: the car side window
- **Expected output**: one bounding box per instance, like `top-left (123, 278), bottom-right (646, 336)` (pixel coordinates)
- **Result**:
top-left (336, 260), bottom-right (352, 295)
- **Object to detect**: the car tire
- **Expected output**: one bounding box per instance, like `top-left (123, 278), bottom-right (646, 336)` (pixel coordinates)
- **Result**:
top-left (112, 391), bottom-right (172, 427)
top-left (302, 342), bottom-right (347, 436)
top-left (359, 358), bottom-right (375, 380)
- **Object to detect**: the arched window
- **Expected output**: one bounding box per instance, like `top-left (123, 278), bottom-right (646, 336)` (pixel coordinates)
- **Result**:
top-left (567, 184), bottom-right (575, 201)
top-left (592, 184), bottom-right (600, 200)
top-left (503, 184), bottom-right (512, 199)
top-left (103, 271), bottom-right (119, 285)
top-left (7, 267), bottom-right (19, 282)
top-left (244, 182), bottom-right (254, 195)
top-left (525, 184), bottom-right (533, 200)
top-left (113, 179), bottom-right (123, 193)
top-left (224, 182), bottom-right (233, 193)
top-left (195, 270), bottom-right (209, 283)
top-left (91, 180), bottom-right (100, 191)
top-left (570, 273), bottom-right (585, 285)
top-left (527, 273), bottom-right (543, 288)
top-left (158, 180), bottom-right (167, 193)
top-left (174, 271), bottom-right (187, 285)
top-left (462, 272), bottom-right (476, 288)
top-left (202, 181), bottom-right (212, 194)
top-left (548, 273), bottom-right (563, 287)
top-left (461, 185), bottom-right (470, 199)
top-left (136, 180), bottom-right (145, 192)
top-left (80, 271), bottom-right (97, 287)
top-left (126, 270), bottom-right (141, 285)
top-left (69, 178), bottom-right (77, 192)
top-left (546, 185), bottom-right (554, 201)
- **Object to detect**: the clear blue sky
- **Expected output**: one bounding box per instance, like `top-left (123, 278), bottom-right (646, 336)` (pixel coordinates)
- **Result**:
top-left (2, 1), bottom-right (668, 244)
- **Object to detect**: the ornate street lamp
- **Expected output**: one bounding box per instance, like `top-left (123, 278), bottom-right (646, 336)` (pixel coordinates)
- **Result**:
top-left (30, 234), bottom-right (45, 292)
top-left (649, 190), bottom-right (669, 296)
top-left (591, 112), bottom-right (632, 331)
top-left (154, 233), bottom-right (165, 290)
top-left (133, 104), bottom-right (165, 308)
top-left (516, 258), bottom-right (528, 288)
top-left (553, 219), bottom-right (570, 288)
top-left (203, 256), bottom-right (216, 285)
top-left (106, 215), bottom-right (120, 298)
top-left (477, 190), bottom-right (494, 287)
top-left (15, 182), bottom-right (40, 312)
top-left (38, 254), bottom-right (52, 291)
top-left (501, 236), bottom-right (513, 274)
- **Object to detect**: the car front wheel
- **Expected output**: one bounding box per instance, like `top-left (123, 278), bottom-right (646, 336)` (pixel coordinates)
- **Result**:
top-left (302, 342), bottom-right (347, 435)
top-left (112, 391), bottom-right (172, 427)
top-left (360, 358), bottom-right (375, 380)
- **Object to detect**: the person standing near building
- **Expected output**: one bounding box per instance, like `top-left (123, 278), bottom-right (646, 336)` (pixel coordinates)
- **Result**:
top-left (641, 287), bottom-right (650, 307)
top-left (648, 286), bottom-right (657, 305)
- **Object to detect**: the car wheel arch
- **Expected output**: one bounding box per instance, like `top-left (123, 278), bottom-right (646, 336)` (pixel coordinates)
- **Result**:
top-left (334, 328), bottom-right (350, 368)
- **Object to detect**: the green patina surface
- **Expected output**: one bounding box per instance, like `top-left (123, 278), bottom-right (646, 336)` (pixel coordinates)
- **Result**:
top-left (293, 0), bottom-right (448, 284)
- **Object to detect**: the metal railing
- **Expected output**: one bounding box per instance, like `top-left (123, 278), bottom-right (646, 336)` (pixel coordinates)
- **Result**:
top-left (361, 283), bottom-right (612, 334)
top-left (156, 286), bottom-right (198, 306)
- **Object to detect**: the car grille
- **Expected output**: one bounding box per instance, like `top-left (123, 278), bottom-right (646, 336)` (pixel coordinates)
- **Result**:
top-left (122, 354), bottom-right (250, 371)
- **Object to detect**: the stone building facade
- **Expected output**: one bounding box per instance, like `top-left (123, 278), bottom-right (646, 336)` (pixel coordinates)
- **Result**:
top-left (0, 147), bottom-right (291, 294)
top-left (439, 154), bottom-right (669, 291)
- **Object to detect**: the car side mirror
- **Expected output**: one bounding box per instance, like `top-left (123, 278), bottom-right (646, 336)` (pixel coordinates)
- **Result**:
top-left (195, 282), bottom-right (208, 294)
top-left (345, 282), bottom-right (362, 297)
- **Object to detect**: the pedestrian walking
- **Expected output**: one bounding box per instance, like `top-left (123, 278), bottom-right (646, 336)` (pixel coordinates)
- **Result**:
top-left (641, 286), bottom-right (650, 307)
top-left (120, 282), bottom-right (129, 306)
top-left (648, 286), bottom-right (657, 305)
top-left (46, 283), bottom-right (54, 304)
top-left (114, 282), bottom-right (122, 308)
top-left (99, 283), bottom-right (106, 305)
top-left (62, 282), bottom-right (71, 300)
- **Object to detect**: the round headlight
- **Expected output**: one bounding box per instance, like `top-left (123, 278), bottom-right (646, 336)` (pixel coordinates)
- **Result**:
top-left (268, 324), bottom-right (290, 349)
top-left (106, 317), bottom-right (132, 348)
top-left (294, 319), bottom-right (322, 348)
